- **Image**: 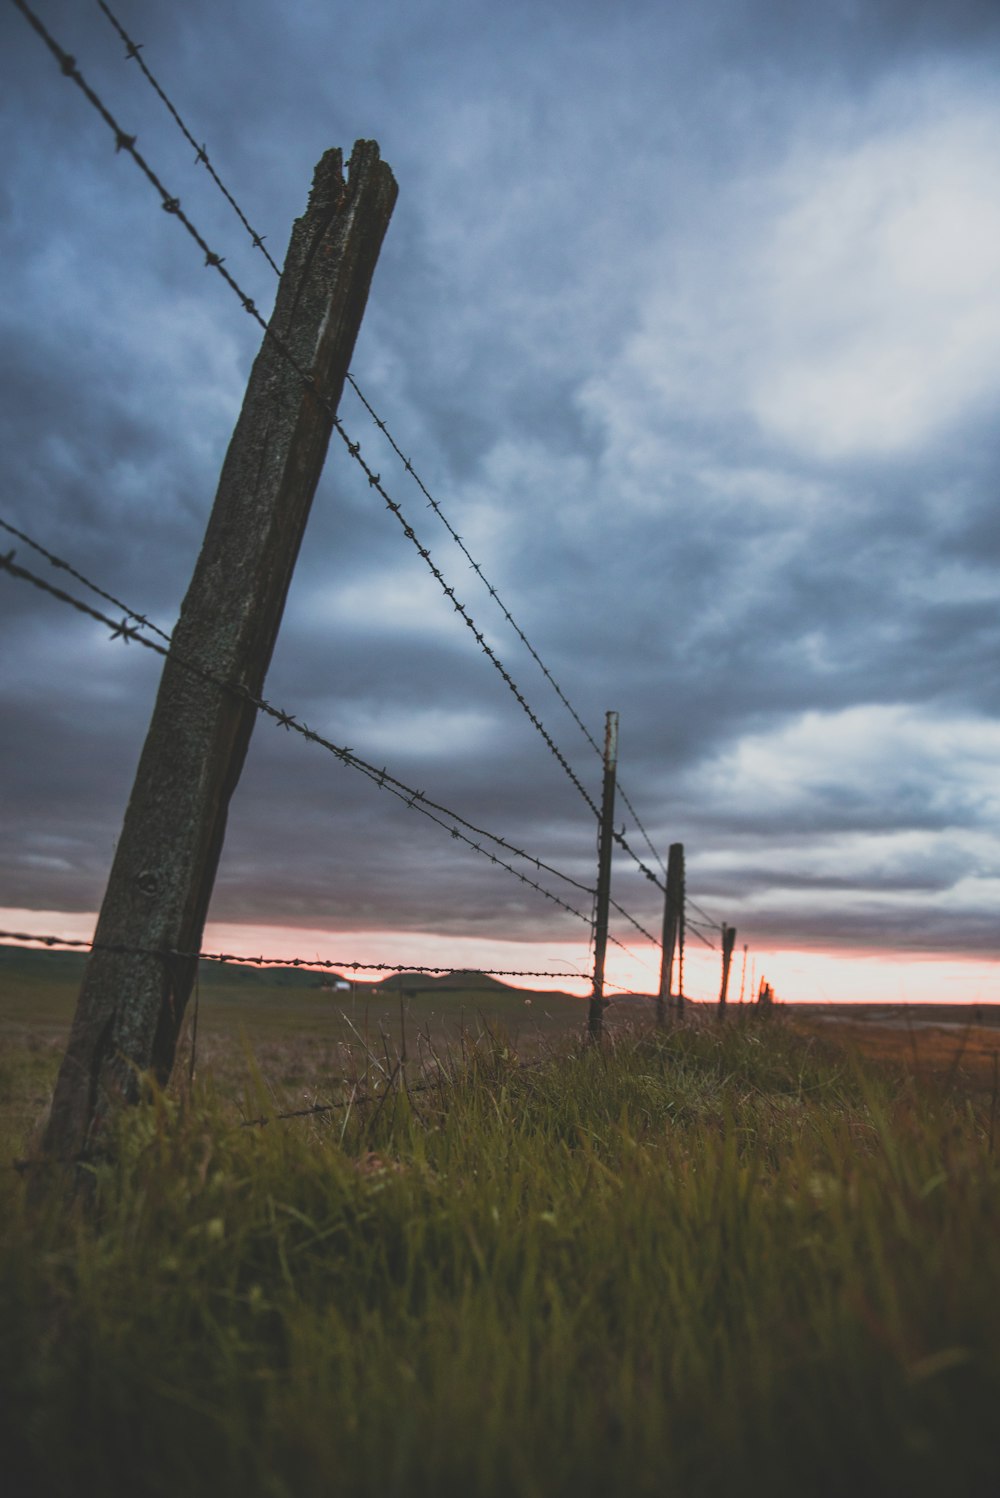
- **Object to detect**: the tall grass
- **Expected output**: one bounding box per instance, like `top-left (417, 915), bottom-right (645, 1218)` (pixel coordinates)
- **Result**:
top-left (2, 1013), bottom-right (998, 1497)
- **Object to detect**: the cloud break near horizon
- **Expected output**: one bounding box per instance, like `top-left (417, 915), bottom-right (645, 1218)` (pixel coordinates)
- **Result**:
top-left (2, 0), bottom-right (999, 1004)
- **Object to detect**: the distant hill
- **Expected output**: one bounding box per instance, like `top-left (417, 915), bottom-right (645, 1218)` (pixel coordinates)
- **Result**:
top-left (0, 945), bottom-right (585, 1005)
top-left (0, 943), bottom-right (336, 991)
top-left (374, 970), bottom-right (515, 994)
top-left (0, 945), bottom-right (87, 983)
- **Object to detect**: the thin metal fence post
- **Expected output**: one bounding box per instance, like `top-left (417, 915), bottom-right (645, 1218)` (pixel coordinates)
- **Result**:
top-left (588, 711), bottom-right (619, 1041)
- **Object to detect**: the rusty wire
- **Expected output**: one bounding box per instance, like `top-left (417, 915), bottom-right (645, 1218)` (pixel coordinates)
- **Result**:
top-left (0, 516), bottom-right (170, 642)
top-left (607, 895), bottom-right (658, 947)
top-left (94, 0), bottom-right (282, 277)
top-left (86, 0), bottom-right (595, 819)
top-left (346, 374), bottom-right (603, 744)
top-left (86, 0), bottom-right (668, 890)
top-left (10, 0), bottom-right (666, 967)
top-left (0, 550), bottom-right (598, 927)
top-left (329, 425), bottom-right (603, 819)
top-left (0, 928), bottom-right (584, 982)
top-left (687, 894), bottom-right (721, 927)
top-left (10, 0), bottom-right (275, 333)
top-left (685, 904), bottom-right (719, 951)
top-left (342, 402), bottom-right (667, 888)
top-left (0, 529), bottom-right (659, 967)
top-left (346, 376), bottom-right (667, 885)
top-left (11, 0), bottom-right (604, 826)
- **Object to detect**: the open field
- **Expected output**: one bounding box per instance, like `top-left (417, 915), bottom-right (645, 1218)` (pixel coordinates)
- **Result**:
top-left (787, 1004), bottom-right (1000, 1096)
top-left (3, 947), bottom-right (1000, 1496)
top-left (0, 945), bottom-right (586, 1156)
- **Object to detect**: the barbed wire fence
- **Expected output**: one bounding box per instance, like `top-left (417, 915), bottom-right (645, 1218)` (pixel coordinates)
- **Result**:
top-left (3, 0), bottom-right (758, 1067)
top-left (87, 0), bottom-right (668, 894)
top-left (0, 521), bottom-right (669, 987)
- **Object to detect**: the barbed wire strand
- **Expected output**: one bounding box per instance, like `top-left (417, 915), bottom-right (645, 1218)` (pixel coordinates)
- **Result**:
top-left (329, 428), bottom-right (603, 820)
top-left (0, 516), bottom-right (170, 642)
top-left (10, 0), bottom-right (289, 353)
top-left (12, 0), bottom-right (606, 828)
top-left (86, 0), bottom-right (668, 890)
top-left (0, 550), bottom-right (596, 928)
top-left (11, 0), bottom-right (670, 964)
top-left (346, 376), bottom-right (667, 884)
top-left (0, 528), bottom-right (659, 974)
top-left (607, 896), bottom-right (658, 948)
top-left (0, 926), bottom-right (641, 997)
top-left (0, 929), bottom-right (585, 982)
top-left (686, 894), bottom-right (720, 927)
top-left (94, 0), bottom-right (282, 277)
top-left (0, 931), bottom-right (650, 1019)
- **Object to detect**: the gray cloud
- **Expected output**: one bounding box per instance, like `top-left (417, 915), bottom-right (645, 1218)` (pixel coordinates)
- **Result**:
top-left (2, 0), bottom-right (999, 980)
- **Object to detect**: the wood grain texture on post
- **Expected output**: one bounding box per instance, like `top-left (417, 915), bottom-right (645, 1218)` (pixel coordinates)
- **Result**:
top-left (657, 842), bottom-right (684, 1023)
top-left (588, 711), bottom-right (619, 1041)
top-left (42, 143), bottom-right (397, 1164)
top-left (719, 924), bottom-right (737, 1007)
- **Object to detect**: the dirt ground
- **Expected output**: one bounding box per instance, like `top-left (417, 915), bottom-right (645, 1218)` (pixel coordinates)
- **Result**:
top-left (787, 1004), bottom-right (1000, 1094)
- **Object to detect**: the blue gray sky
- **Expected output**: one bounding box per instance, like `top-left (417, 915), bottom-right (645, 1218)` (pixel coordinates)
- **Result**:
top-left (2, 0), bottom-right (1000, 985)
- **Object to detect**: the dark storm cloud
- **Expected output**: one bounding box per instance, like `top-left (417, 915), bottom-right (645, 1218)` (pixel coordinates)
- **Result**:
top-left (2, 0), bottom-right (1000, 971)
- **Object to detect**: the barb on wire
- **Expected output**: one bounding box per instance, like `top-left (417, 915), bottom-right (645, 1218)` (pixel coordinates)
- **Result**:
top-left (0, 550), bottom-right (595, 928)
top-left (12, 1), bottom-right (600, 828)
top-left (330, 422), bottom-right (602, 820)
top-left (686, 894), bottom-right (720, 927)
top-left (346, 371), bottom-right (606, 752)
top-left (92, 0), bottom-right (597, 822)
top-left (94, 1), bottom-right (282, 276)
top-left (0, 516), bottom-right (170, 642)
top-left (0, 929), bottom-right (582, 981)
top-left (604, 929), bottom-right (661, 978)
top-left (347, 377), bottom-right (669, 884)
top-left (607, 895), bottom-right (660, 949)
top-left (11, 0), bottom-right (282, 339)
top-left (88, 0), bottom-right (650, 858)
top-left (15, 0), bottom-right (671, 946)
top-left (55, 0), bottom-right (667, 891)
top-left (0, 928), bottom-right (650, 1014)
top-left (612, 828), bottom-right (665, 891)
top-left (616, 787), bottom-right (667, 879)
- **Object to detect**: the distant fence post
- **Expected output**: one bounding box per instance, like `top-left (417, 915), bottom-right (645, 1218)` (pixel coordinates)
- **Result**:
top-left (657, 842), bottom-right (685, 1020)
top-left (588, 711), bottom-right (619, 1041)
top-left (41, 142), bottom-right (397, 1165)
top-left (719, 924), bottom-right (736, 1007)
top-left (656, 842), bottom-right (684, 1025)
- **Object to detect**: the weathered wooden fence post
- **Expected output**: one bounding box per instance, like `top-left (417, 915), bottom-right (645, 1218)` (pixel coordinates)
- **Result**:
top-left (719, 923), bottom-right (736, 1007)
top-left (588, 711), bottom-right (619, 1041)
top-left (41, 142), bottom-right (397, 1164)
top-left (657, 842), bottom-right (684, 1022)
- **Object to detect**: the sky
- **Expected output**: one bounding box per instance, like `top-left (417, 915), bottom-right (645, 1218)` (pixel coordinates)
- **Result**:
top-left (2, 0), bottom-right (1000, 1003)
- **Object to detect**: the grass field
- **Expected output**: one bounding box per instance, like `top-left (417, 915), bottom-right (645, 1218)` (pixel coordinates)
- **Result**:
top-left (0, 945), bottom-right (586, 1158)
top-left (2, 947), bottom-right (1000, 1496)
